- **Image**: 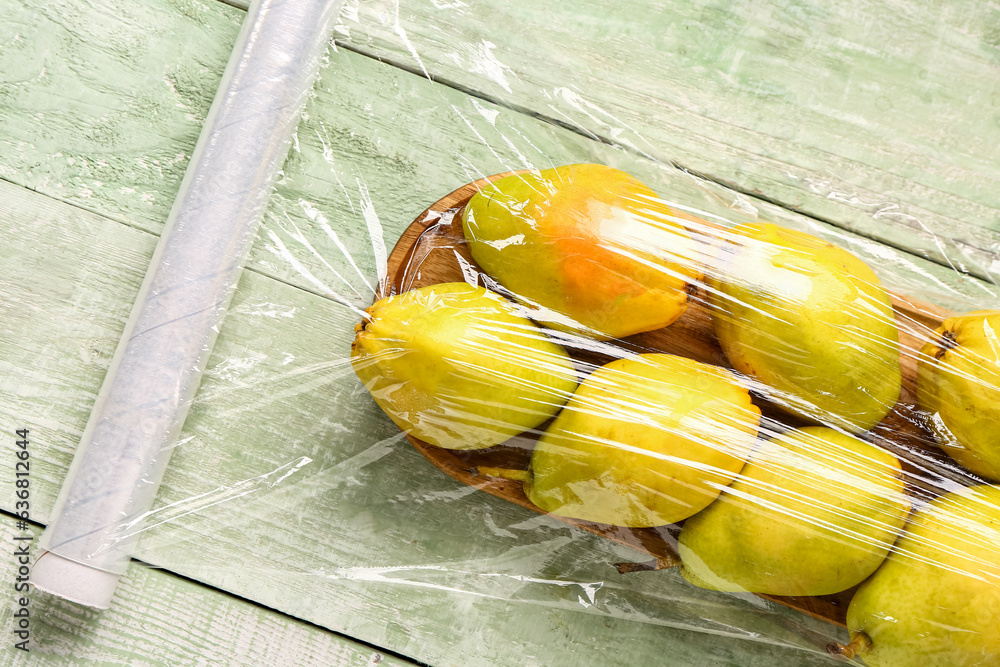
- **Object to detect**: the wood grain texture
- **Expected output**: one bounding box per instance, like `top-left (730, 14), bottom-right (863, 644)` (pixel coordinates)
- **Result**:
top-left (334, 0), bottom-right (1000, 281)
top-left (1, 0), bottom-right (994, 314)
top-left (0, 0), bottom-right (241, 232)
top-left (0, 184), bottom-right (154, 513)
top-left (0, 519), bottom-right (409, 666)
top-left (256, 42), bottom-right (1000, 319)
top-left (374, 174), bottom-right (990, 630)
top-left (2, 0), bottom-right (999, 664)
top-left (0, 173), bottom-right (846, 666)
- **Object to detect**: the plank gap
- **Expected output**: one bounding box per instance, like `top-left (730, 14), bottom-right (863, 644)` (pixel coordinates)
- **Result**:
top-left (0, 176), bottom-right (156, 239)
top-left (328, 39), bottom-right (998, 285)
top-left (674, 164), bottom-right (998, 285)
top-left (0, 507), bottom-right (425, 667)
top-left (213, 0), bottom-right (998, 286)
top-left (0, 176), bottom-right (366, 312)
top-left (127, 556), bottom-right (430, 667)
top-left (0, 508), bottom-right (45, 532)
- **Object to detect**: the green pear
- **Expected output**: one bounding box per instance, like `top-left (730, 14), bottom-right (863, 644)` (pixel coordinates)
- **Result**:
top-left (834, 485), bottom-right (1000, 666)
top-left (351, 282), bottom-right (578, 450)
top-left (708, 223), bottom-right (901, 432)
top-left (678, 426), bottom-right (910, 596)
top-left (917, 310), bottom-right (1000, 480)
top-left (516, 354), bottom-right (760, 527)
top-left (462, 164), bottom-right (704, 340)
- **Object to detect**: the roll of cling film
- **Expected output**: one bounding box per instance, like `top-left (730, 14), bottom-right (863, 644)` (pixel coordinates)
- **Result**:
top-left (352, 163), bottom-right (1000, 665)
top-left (34, 0), bottom-right (344, 609)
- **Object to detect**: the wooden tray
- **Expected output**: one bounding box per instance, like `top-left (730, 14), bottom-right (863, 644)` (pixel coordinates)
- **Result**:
top-left (373, 172), bottom-right (972, 628)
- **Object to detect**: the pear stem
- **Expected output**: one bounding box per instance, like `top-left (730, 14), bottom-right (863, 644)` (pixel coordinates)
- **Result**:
top-left (826, 632), bottom-right (872, 660)
top-left (934, 329), bottom-right (957, 359)
top-left (475, 467), bottom-right (532, 484)
top-left (615, 554), bottom-right (681, 574)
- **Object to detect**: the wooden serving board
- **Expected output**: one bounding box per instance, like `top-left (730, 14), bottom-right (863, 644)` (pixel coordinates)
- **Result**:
top-left (373, 172), bottom-right (975, 629)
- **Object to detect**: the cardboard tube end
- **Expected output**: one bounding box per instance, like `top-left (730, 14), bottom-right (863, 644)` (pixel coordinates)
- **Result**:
top-left (32, 552), bottom-right (121, 609)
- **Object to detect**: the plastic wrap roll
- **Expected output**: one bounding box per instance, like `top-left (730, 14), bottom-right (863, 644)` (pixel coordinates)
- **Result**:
top-left (33, 0), bottom-right (343, 608)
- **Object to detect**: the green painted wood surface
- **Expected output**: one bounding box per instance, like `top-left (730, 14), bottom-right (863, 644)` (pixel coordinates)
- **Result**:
top-left (0, 0), bottom-right (241, 232)
top-left (260, 48), bottom-right (1000, 318)
top-left (334, 0), bottom-right (1000, 281)
top-left (1, 0), bottom-right (995, 311)
top-left (0, 519), bottom-right (409, 665)
top-left (1, 0), bottom-right (999, 665)
top-left (0, 176), bottom-right (846, 666)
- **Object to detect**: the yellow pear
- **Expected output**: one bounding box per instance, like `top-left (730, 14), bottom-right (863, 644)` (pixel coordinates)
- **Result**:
top-left (462, 164), bottom-right (703, 340)
top-left (708, 223), bottom-right (901, 432)
top-left (351, 282), bottom-right (577, 450)
top-left (678, 426), bottom-right (910, 596)
top-left (504, 354), bottom-right (760, 527)
top-left (833, 485), bottom-right (1000, 666)
top-left (917, 310), bottom-right (1000, 480)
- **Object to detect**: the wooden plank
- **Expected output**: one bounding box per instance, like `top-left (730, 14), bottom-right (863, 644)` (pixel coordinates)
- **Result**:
top-left (331, 0), bottom-right (1000, 280)
top-left (2, 0), bottom-right (996, 308)
top-left (0, 181), bottom-right (852, 666)
top-left (257, 41), bottom-right (998, 318)
top-left (0, 0), bottom-right (241, 233)
top-left (0, 518), bottom-right (411, 665)
top-left (0, 170), bottom-right (989, 666)
top-left (2, 2), bottom-right (999, 666)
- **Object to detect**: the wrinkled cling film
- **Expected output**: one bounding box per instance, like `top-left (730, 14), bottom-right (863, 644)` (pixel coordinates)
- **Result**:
top-left (344, 162), bottom-right (1000, 665)
top-left (29, 3), bottom-right (998, 663)
top-left (33, 0), bottom-right (344, 608)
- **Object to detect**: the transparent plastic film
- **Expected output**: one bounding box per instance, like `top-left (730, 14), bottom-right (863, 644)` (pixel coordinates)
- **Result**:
top-left (33, 0), bottom-right (343, 607)
top-left (340, 159), bottom-right (1000, 665)
top-left (19, 1), bottom-right (995, 663)
top-left (6, 0), bottom-right (1000, 662)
